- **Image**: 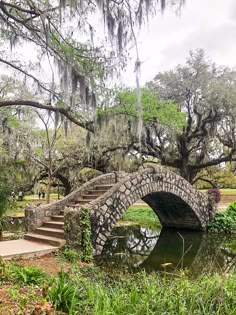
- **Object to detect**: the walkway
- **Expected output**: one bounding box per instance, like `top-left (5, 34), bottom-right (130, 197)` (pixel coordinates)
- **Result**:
top-left (0, 239), bottom-right (58, 260)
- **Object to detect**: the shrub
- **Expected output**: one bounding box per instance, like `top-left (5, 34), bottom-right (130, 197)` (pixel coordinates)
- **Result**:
top-left (208, 201), bottom-right (236, 233)
top-left (0, 173), bottom-right (14, 237)
top-left (208, 188), bottom-right (221, 203)
top-left (78, 168), bottom-right (102, 184)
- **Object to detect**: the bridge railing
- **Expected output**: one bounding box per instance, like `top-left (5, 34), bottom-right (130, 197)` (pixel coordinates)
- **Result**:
top-left (25, 171), bottom-right (127, 232)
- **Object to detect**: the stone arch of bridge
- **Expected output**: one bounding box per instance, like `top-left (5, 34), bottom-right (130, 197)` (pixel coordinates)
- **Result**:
top-left (89, 168), bottom-right (214, 256)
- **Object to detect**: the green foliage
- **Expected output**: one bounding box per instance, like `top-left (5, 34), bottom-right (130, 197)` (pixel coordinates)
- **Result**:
top-left (78, 168), bottom-right (102, 184)
top-left (104, 88), bottom-right (186, 130)
top-left (0, 257), bottom-right (12, 283)
top-left (62, 246), bottom-right (81, 263)
top-left (47, 271), bottom-right (79, 314)
top-left (0, 173), bottom-right (11, 215)
top-left (79, 208), bottom-right (93, 263)
top-left (208, 202), bottom-right (236, 233)
top-left (47, 270), bottom-right (236, 315)
top-left (11, 265), bottom-right (46, 285)
top-left (120, 206), bottom-right (161, 229)
top-left (0, 171), bottom-right (14, 235)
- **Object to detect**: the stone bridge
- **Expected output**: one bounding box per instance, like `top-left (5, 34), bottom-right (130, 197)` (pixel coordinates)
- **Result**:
top-left (25, 167), bottom-right (216, 256)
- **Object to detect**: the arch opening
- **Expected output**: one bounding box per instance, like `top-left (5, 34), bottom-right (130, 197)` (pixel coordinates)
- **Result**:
top-left (142, 191), bottom-right (202, 230)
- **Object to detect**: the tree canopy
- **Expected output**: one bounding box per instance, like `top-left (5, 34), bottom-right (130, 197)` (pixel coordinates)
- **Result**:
top-left (0, 0), bottom-right (185, 130)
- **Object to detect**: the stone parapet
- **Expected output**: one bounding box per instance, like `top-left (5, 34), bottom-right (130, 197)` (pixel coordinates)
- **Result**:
top-left (25, 171), bottom-right (127, 232)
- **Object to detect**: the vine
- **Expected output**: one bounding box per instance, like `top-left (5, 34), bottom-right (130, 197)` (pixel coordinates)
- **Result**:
top-left (79, 207), bottom-right (93, 263)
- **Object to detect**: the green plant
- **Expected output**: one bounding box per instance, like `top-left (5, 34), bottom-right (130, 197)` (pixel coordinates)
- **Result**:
top-left (47, 271), bottom-right (79, 314)
top-left (0, 257), bottom-right (12, 282)
top-left (208, 201), bottom-right (236, 233)
top-left (79, 207), bottom-right (93, 263)
top-left (78, 168), bottom-right (102, 184)
top-left (63, 247), bottom-right (81, 263)
top-left (11, 265), bottom-right (46, 285)
top-left (0, 172), bottom-right (14, 238)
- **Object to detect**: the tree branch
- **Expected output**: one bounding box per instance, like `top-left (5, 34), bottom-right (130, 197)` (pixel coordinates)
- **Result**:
top-left (0, 100), bottom-right (94, 132)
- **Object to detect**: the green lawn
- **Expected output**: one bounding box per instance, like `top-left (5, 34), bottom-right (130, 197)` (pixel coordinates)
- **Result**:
top-left (201, 189), bottom-right (236, 195)
top-left (6, 194), bottom-right (63, 217)
top-left (120, 205), bottom-right (161, 229)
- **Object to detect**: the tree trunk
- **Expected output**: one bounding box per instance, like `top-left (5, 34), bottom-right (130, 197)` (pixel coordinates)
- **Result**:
top-left (179, 164), bottom-right (197, 184)
top-left (46, 173), bottom-right (52, 204)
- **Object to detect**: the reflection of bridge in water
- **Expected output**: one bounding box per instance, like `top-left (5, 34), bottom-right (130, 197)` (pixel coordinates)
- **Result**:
top-left (100, 227), bottom-right (236, 275)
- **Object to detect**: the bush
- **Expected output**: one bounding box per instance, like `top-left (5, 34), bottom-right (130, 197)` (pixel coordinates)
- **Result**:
top-left (208, 201), bottom-right (236, 233)
top-left (208, 188), bottom-right (221, 203)
top-left (78, 168), bottom-right (102, 183)
top-left (0, 174), bottom-right (14, 237)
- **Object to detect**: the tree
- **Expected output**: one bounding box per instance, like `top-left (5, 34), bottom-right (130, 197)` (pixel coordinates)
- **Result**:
top-left (0, 0), bottom-right (185, 130)
top-left (23, 111), bottom-right (67, 203)
top-left (142, 49), bottom-right (236, 183)
top-left (0, 167), bottom-right (14, 238)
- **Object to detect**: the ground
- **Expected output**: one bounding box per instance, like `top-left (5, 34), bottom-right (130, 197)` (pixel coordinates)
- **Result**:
top-left (0, 253), bottom-right (92, 314)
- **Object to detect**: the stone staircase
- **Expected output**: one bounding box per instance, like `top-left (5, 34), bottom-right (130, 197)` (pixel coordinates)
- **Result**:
top-left (24, 184), bottom-right (114, 247)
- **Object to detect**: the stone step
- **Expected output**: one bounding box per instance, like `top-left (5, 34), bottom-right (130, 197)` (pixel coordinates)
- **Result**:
top-left (77, 199), bottom-right (91, 205)
top-left (51, 215), bottom-right (64, 222)
top-left (24, 233), bottom-right (66, 247)
top-left (87, 189), bottom-right (109, 194)
top-left (95, 184), bottom-right (114, 190)
top-left (82, 194), bottom-right (100, 200)
top-left (34, 227), bottom-right (64, 238)
top-left (43, 221), bottom-right (64, 229)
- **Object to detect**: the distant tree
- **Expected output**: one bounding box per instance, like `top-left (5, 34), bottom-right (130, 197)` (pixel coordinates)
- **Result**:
top-left (143, 49), bottom-right (236, 183)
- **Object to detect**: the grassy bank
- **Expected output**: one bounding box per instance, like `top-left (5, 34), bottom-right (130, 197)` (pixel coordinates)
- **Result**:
top-left (120, 206), bottom-right (161, 229)
top-left (0, 254), bottom-right (236, 315)
top-left (5, 194), bottom-right (63, 216)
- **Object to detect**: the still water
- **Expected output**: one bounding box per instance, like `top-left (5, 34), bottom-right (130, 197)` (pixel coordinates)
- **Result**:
top-left (98, 225), bottom-right (236, 276)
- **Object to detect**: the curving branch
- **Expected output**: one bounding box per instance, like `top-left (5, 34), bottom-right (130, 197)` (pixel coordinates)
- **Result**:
top-left (0, 99), bottom-right (95, 132)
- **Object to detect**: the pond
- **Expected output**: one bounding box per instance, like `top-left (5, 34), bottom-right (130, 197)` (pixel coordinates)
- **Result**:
top-left (97, 224), bottom-right (236, 276)
top-left (2, 213), bottom-right (236, 276)
top-left (2, 216), bottom-right (25, 240)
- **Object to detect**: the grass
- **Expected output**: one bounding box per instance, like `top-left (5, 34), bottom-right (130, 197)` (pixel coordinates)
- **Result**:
top-left (1, 256), bottom-right (236, 315)
top-left (5, 194), bottom-right (64, 216)
top-left (119, 206), bottom-right (161, 229)
top-left (201, 189), bottom-right (236, 195)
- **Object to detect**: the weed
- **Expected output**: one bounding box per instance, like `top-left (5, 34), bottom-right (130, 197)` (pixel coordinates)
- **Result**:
top-left (47, 270), bottom-right (80, 314)
top-left (63, 248), bottom-right (81, 263)
top-left (11, 265), bottom-right (46, 285)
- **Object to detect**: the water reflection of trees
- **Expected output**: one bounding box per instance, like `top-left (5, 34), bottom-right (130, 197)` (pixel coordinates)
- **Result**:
top-left (99, 225), bottom-right (159, 267)
top-left (100, 226), bottom-right (236, 275)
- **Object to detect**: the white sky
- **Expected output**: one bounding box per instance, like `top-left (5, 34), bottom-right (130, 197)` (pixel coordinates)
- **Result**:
top-left (1, 0), bottom-right (236, 91)
top-left (124, 0), bottom-right (236, 86)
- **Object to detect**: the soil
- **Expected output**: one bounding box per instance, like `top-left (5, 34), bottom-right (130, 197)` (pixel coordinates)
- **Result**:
top-left (0, 253), bottom-right (87, 315)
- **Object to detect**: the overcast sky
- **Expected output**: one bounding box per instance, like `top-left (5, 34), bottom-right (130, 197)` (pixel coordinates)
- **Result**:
top-left (123, 0), bottom-right (236, 86)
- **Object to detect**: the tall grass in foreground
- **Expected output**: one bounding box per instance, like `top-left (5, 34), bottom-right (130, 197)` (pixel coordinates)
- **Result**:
top-left (46, 267), bottom-right (236, 315)
top-left (77, 271), bottom-right (236, 315)
top-left (1, 258), bottom-right (236, 314)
